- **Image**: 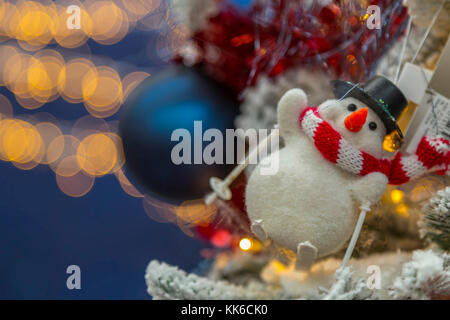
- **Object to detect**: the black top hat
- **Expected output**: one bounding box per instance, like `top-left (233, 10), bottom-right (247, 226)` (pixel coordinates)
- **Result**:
top-left (331, 76), bottom-right (408, 138)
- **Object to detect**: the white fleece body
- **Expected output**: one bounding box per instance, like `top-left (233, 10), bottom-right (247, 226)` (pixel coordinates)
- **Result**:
top-left (246, 89), bottom-right (389, 258)
top-left (246, 136), bottom-right (358, 257)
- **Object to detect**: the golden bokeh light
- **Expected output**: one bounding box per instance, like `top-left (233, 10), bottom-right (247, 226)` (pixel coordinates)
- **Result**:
top-left (115, 169), bottom-right (143, 198)
top-left (86, 1), bottom-right (129, 45)
top-left (104, 132), bottom-right (125, 173)
top-left (52, 0), bottom-right (92, 48)
top-left (0, 1), bottom-right (194, 200)
top-left (0, 119), bottom-right (18, 161)
top-left (58, 58), bottom-right (97, 104)
top-left (56, 169), bottom-right (95, 197)
top-left (0, 0), bottom-right (164, 49)
top-left (14, 1), bottom-right (55, 50)
top-left (12, 158), bottom-right (39, 170)
top-left (122, 71), bottom-right (150, 101)
top-left (0, 1), bottom-right (6, 37)
top-left (239, 238), bottom-right (252, 251)
top-left (0, 1), bottom-right (19, 40)
top-left (82, 66), bottom-right (123, 118)
top-left (390, 189), bottom-right (404, 204)
top-left (3, 52), bottom-right (31, 94)
top-left (77, 133), bottom-right (118, 176)
top-left (267, 259), bottom-right (287, 274)
top-left (0, 49), bottom-right (64, 109)
top-left (142, 196), bottom-right (178, 224)
top-left (34, 121), bottom-right (63, 164)
top-left (15, 93), bottom-right (45, 110)
top-left (55, 154), bottom-right (82, 177)
top-left (0, 94), bottom-right (13, 119)
top-left (26, 59), bottom-right (52, 100)
top-left (0, 47), bottom-right (65, 109)
top-left (177, 218), bottom-right (196, 238)
top-left (10, 57), bottom-right (37, 100)
top-left (137, 0), bottom-right (166, 31)
top-left (175, 199), bottom-right (217, 227)
top-left (395, 203), bottom-right (409, 217)
top-left (27, 49), bottom-right (65, 104)
top-left (47, 134), bottom-right (81, 169)
top-left (120, 0), bottom-right (161, 23)
top-left (10, 121), bottom-right (45, 170)
top-left (2, 119), bottom-right (24, 162)
top-left (0, 118), bottom-right (43, 164)
top-left (0, 45), bottom-right (20, 86)
top-left (71, 115), bottom-right (110, 140)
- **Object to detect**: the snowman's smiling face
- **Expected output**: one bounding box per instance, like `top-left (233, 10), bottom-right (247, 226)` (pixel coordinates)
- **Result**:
top-left (318, 97), bottom-right (387, 158)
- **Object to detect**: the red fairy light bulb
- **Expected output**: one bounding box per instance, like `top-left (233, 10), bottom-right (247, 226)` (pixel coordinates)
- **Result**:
top-left (210, 229), bottom-right (232, 247)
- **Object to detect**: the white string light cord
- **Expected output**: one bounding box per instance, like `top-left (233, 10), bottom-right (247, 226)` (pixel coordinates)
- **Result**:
top-left (394, 15), bottom-right (413, 84)
top-left (338, 201), bottom-right (371, 272)
top-left (410, 0), bottom-right (447, 65)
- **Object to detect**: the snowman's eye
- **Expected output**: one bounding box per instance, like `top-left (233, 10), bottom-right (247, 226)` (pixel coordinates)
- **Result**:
top-left (347, 104), bottom-right (357, 112)
top-left (369, 122), bottom-right (377, 130)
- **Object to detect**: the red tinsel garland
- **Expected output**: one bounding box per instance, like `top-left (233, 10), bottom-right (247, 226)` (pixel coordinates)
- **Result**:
top-left (179, 0), bottom-right (408, 94)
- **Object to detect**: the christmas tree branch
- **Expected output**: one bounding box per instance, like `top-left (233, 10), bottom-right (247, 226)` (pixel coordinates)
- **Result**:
top-left (145, 260), bottom-right (273, 300)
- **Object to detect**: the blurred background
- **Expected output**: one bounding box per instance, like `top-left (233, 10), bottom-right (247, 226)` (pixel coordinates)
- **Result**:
top-left (0, 0), bottom-right (252, 299)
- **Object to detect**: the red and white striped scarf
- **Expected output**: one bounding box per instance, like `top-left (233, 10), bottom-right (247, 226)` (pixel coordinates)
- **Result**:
top-left (299, 107), bottom-right (449, 185)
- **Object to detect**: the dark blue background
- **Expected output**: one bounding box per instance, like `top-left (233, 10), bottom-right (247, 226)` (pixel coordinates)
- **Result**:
top-left (0, 162), bottom-right (204, 299)
top-left (0, 0), bottom-right (252, 299)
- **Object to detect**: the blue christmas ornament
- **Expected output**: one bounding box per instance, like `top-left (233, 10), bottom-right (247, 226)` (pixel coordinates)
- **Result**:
top-left (119, 66), bottom-right (239, 203)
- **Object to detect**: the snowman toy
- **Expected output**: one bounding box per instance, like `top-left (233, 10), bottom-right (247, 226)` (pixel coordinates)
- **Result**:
top-left (245, 76), bottom-right (449, 270)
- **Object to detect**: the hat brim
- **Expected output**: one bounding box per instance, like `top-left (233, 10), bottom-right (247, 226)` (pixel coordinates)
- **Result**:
top-left (331, 80), bottom-right (403, 138)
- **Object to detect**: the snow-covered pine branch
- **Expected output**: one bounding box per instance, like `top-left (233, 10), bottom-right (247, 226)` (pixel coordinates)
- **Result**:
top-left (419, 187), bottom-right (450, 251)
top-left (390, 250), bottom-right (450, 299)
top-left (145, 260), bottom-right (272, 300)
top-left (323, 267), bottom-right (372, 300)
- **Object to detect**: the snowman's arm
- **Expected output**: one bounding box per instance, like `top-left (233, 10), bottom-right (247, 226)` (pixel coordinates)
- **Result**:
top-left (388, 136), bottom-right (449, 185)
top-left (350, 172), bottom-right (388, 204)
top-left (277, 89), bottom-right (308, 138)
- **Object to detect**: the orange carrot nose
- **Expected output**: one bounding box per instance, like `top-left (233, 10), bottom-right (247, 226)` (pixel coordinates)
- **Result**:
top-left (344, 107), bottom-right (368, 132)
